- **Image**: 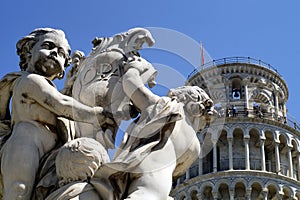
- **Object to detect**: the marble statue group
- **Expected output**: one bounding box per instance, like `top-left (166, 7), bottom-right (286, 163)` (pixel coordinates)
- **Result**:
top-left (0, 27), bottom-right (215, 200)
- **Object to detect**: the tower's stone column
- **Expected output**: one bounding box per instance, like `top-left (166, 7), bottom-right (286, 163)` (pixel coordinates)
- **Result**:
top-left (228, 137), bottom-right (233, 170)
top-left (260, 138), bottom-right (266, 171)
top-left (244, 135), bottom-right (250, 170)
top-left (297, 152), bottom-right (300, 180)
top-left (287, 145), bottom-right (294, 178)
top-left (275, 141), bottom-right (281, 174)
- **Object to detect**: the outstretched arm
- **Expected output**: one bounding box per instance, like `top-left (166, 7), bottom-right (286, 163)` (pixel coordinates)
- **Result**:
top-left (23, 74), bottom-right (111, 126)
top-left (122, 66), bottom-right (160, 111)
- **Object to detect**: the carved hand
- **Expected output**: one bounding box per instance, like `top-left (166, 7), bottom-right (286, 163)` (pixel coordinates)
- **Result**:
top-left (123, 56), bottom-right (150, 74)
top-left (94, 107), bottom-right (115, 126)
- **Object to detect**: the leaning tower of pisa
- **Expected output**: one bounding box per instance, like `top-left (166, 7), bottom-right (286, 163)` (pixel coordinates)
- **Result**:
top-left (170, 57), bottom-right (300, 200)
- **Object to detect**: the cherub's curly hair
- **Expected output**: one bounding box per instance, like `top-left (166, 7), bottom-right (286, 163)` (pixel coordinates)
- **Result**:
top-left (168, 86), bottom-right (209, 104)
top-left (16, 28), bottom-right (71, 71)
top-left (168, 86), bottom-right (213, 117)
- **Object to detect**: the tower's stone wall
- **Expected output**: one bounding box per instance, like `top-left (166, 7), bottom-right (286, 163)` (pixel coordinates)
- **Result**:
top-left (171, 57), bottom-right (300, 199)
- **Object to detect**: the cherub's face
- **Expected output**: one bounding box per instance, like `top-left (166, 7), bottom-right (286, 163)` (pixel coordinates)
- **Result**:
top-left (27, 32), bottom-right (70, 80)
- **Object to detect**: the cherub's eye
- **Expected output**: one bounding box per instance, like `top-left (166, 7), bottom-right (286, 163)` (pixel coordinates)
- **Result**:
top-left (58, 50), bottom-right (66, 58)
top-left (41, 42), bottom-right (50, 49)
top-left (197, 95), bottom-right (201, 102)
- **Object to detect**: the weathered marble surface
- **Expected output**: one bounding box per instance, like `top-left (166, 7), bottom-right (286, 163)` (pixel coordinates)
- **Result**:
top-left (0, 27), bottom-right (215, 200)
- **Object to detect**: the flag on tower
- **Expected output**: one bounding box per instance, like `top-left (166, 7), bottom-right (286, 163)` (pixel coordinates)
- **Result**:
top-left (200, 41), bottom-right (204, 69)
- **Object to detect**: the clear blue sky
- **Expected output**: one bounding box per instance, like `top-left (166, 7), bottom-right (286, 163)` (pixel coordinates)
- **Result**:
top-left (1, 0), bottom-right (299, 122)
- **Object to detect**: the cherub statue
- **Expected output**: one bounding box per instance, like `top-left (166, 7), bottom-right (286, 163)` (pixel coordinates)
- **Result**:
top-left (104, 59), bottom-right (215, 199)
top-left (90, 31), bottom-right (215, 199)
top-left (43, 84), bottom-right (215, 200)
top-left (29, 27), bottom-right (157, 200)
top-left (28, 27), bottom-right (215, 200)
top-left (0, 28), bottom-right (113, 200)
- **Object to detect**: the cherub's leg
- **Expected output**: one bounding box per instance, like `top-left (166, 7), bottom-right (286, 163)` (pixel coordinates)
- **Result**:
top-left (124, 163), bottom-right (175, 200)
top-left (1, 122), bottom-right (57, 200)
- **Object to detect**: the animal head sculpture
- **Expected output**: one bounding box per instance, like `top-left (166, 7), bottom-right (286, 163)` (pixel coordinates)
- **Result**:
top-left (91, 27), bottom-right (155, 56)
top-left (69, 28), bottom-right (157, 148)
top-left (72, 27), bottom-right (156, 111)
